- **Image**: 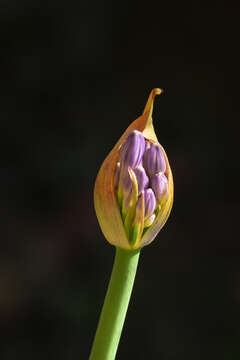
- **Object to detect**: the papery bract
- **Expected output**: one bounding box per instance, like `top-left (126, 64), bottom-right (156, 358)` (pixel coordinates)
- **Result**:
top-left (94, 89), bottom-right (174, 250)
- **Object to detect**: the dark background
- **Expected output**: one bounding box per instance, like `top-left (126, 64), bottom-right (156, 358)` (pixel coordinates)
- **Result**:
top-left (1, 1), bottom-right (240, 359)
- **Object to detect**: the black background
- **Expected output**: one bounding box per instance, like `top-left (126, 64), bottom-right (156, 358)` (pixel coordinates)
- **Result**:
top-left (1, 1), bottom-right (240, 359)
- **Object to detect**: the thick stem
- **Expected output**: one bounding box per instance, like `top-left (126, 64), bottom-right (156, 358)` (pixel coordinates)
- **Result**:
top-left (89, 247), bottom-right (141, 360)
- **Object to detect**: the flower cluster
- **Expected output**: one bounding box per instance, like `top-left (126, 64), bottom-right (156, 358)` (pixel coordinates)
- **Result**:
top-left (94, 88), bottom-right (173, 250)
top-left (114, 130), bottom-right (169, 246)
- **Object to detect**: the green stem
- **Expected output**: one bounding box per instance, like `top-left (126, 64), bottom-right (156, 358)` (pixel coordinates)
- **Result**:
top-left (89, 247), bottom-right (141, 360)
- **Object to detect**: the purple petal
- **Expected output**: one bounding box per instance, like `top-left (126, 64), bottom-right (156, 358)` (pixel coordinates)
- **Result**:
top-left (151, 173), bottom-right (168, 203)
top-left (143, 142), bottom-right (166, 176)
top-left (133, 166), bottom-right (149, 194)
top-left (119, 130), bottom-right (146, 169)
top-left (144, 188), bottom-right (156, 219)
top-left (145, 140), bottom-right (151, 151)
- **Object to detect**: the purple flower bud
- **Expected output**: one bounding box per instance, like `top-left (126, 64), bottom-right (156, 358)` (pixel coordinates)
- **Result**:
top-left (121, 167), bottom-right (139, 220)
top-left (144, 188), bottom-right (156, 219)
top-left (119, 130), bottom-right (146, 169)
top-left (143, 142), bottom-right (166, 176)
top-left (133, 166), bottom-right (149, 194)
top-left (151, 173), bottom-right (168, 203)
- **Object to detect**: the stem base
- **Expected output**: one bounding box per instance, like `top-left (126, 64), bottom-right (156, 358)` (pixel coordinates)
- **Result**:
top-left (89, 247), bottom-right (140, 360)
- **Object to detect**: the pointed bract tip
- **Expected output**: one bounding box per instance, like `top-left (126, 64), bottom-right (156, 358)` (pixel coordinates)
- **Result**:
top-left (143, 88), bottom-right (163, 115)
top-left (153, 88), bottom-right (163, 96)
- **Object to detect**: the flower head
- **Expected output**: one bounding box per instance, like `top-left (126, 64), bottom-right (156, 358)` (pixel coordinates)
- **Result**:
top-left (94, 89), bottom-right (173, 249)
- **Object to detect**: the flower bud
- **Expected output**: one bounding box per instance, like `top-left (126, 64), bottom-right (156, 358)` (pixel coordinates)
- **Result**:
top-left (119, 130), bottom-right (145, 169)
top-left (118, 131), bottom-right (145, 207)
top-left (133, 166), bottom-right (149, 194)
top-left (143, 142), bottom-right (166, 176)
top-left (144, 188), bottom-right (156, 219)
top-left (151, 173), bottom-right (168, 204)
top-left (94, 88), bottom-right (174, 250)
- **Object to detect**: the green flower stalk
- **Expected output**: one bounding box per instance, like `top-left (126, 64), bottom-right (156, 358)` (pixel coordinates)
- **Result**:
top-left (90, 89), bottom-right (174, 360)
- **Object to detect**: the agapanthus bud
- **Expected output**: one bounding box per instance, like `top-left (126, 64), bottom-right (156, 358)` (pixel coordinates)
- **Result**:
top-left (94, 88), bottom-right (174, 250)
top-left (151, 173), bottom-right (168, 204)
top-left (143, 142), bottom-right (166, 176)
top-left (133, 166), bottom-right (149, 194)
top-left (118, 131), bottom-right (145, 206)
top-left (143, 188), bottom-right (156, 219)
top-left (119, 130), bottom-right (145, 169)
